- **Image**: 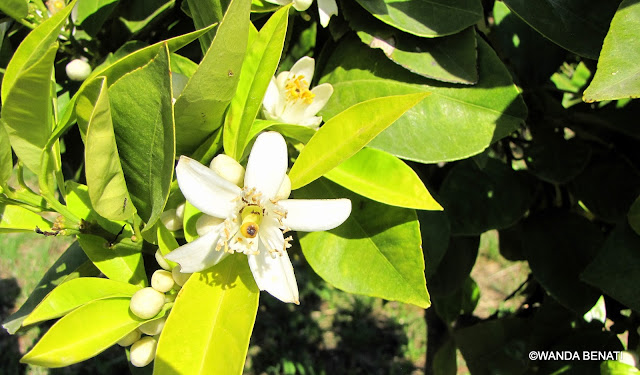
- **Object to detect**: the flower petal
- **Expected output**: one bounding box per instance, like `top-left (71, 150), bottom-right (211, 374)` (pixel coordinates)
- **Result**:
top-left (304, 83), bottom-right (333, 118)
top-left (248, 246), bottom-right (299, 304)
top-left (292, 0), bottom-right (313, 11)
top-left (262, 77), bottom-right (284, 119)
top-left (262, 0), bottom-right (292, 5)
top-left (244, 132), bottom-right (288, 200)
top-left (280, 198), bottom-right (351, 231)
top-left (289, 56), bottom-right (315, 82)
top-left (176, 156), bottom-right (241, 218)
top-left (165, 228), bottom-right (228, 273)
top-left (317, 0), bottom-right (338, 27)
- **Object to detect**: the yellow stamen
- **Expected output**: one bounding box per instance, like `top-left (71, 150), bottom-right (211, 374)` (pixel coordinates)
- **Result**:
top-left (285, 75), bottom-right (315, 104)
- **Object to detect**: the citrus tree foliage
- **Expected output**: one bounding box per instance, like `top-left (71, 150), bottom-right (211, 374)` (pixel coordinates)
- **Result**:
top-left (0, 0), bottom-right (639, 373)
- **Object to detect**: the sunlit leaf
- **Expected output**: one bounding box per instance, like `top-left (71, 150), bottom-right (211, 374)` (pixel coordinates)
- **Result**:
top-left (0, 203), bottom-right (52, 233)
top-left (77, 234), bottom-right (147, 287)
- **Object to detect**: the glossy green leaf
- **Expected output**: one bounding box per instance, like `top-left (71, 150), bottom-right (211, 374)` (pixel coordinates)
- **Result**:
top-left (77, 234), bottom-right (147, 287)
top-left (325, 147), bottom-right (442, 210)
top-left (65, 181), bottom-right (130, 235)
top-left (1, 0), bottom-right (77, 103)
top-left (156, 222), bottom-right (179, 269)
top-left (2, 242), bottom-right (97, 334)
top-left (154, 255), bottom-right (259, 374)
top-left (296, 178), bottom-right (430, 308)
top-left (0, 0), bottom-right (28, 21)
top-left (21, 297), bottom-right (144, 368)
top-left (0, 114), bottom-right (10, 187)
top-left (319, 35), bottom-right (527, 164)
top-left (524, 134), bottom-right (591, 184)
top-left (186, 0), bottom-right (229, 52)
top-left (502, 0), bottom-right (620, 59)
top-left (354, 0), bottom-right (482, 37)
top-left (224, 5), bottom-right (289, 160)
top-left (170, 53), bottom-right (198, 78)
top-left (522, 210), bottom-right (602, 314)
top-left (108, 45), bottom-right (174, 228)
top-left (84, 77), bottom-right (136, 221)
top-left (119, 0), bottom-right (174, 34)
top-left (72, 0), bottom-right (119, 36)
top-left (1, 43), bottom-right (56, 174)
top-left (428, 236), bottom-right (479, 297)
top-left (289, 92), bottom-right (428, 189)
top-left (23, 277), bottom-right (141, 326)
top-left (182, 201), bottom-right (202, 243)
top-left (583, 0), bottom-right (640, 102)
top-left (243, 120), bottom-right (316, 155)
top-left (0, 203), bottom-right (52, 233)
top-left (418, 210), bottom-right (450, 280)
top-left (174, 0), bottom-right (249, 156)
top-left (601, 361), bottom-right (640, 375)
top-left (581, 223), bottom-right (640, 312)
top-left (439, 159), bottom-right (535, 235)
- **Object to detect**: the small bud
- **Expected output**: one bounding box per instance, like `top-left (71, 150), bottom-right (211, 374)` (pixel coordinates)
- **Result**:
top-left (172, 264), bottom-right (191, 286)
top-left (138, 316), bottom-right (166, 336)
top-left (130, 336), bottom-right (157, 367)
top-left (196, 215), bottom-right (224, 236)
top-left (275, 175), bottom-right (291, 200)
top-left (210, 154), bottom-right (245, 187)
top-left (175, 203), bottom-right (186, 221)
top-left (117, 329), bottom-right (141, 347)
top-left (151, 270), bottom-right (175, 293)
top-left (65, 59), bottom-right (92, 81)
top-left (618, 351), bottom-right (639, 368)
top-left (160, 209), bottom-right (183, 231)
top-left (129, 287), bottom-right (165, 320)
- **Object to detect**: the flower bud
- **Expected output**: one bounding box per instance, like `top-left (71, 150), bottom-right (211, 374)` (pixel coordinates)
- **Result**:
top-left (160, 209), bottom-right (183, 231)
top-left (172, 264), bottom-right (191, 286)
top-left (175, 203), bottom-right (186, 221)
top-left (117, 329), bottom-right (141, 347)
top-left (138, 316), bottom-right (166, 336)
top-left (210, 154), bottom-right (245, 187)
top-left (275, 175), bottom-right (291, 200)
top-left (65, 59), bottom-right (92, 81)
top-left (196, 215), bottom-right (224, 236)
top-left (130, 336), bottom-right (157, 367)
top-left (618, 350), bottom-right (639, 368)
top-left (130, 287), bottom-right (165, 319)
top-left (151, 270), bottom-right (175, 293)
top-left (155, 249), bottom-right (171, 271)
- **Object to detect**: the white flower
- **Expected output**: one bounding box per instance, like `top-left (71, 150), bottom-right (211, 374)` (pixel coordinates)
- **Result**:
top-left (166, 132), bottom-right (351, 304)
top-left (263, 0), bottom-right (338, 27)
top-left (262, 57), bottom-right (333, 128)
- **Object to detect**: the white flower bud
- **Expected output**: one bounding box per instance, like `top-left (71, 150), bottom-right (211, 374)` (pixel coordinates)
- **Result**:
top-left (618, 350), bottom-right (639, 368)
top-left (65, 59), bottom-right (92, 81)
top-left (130, 336), bottom-right (157, 367)
top-left (210, 154), bottom-right (245, 187)
top-left (275, 174), bottom-right (291, 200)
top-left (117, 329), bottom-right (141, 347)
top-left (129, 287), bottom-right (165, 320)
top-left (138, 316), bottom-right (166, 336)
top-left (160, 208), bottom-right (183, 231)
top-left (151, 270), bottom-right (175, 293)
top-left (292, 0), bottom-right (313, 11)
top-left (155, 249), bottom-right (171, 271)
top-left (172, 264), bottom-right (191, 286)
top-left (196, 214), bottom-right (224, 236)
top-left (175, 203), bottom-right (186, 221)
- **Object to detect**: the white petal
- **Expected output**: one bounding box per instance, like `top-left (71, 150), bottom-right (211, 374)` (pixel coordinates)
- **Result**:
top-left (289, 56), bottom-right (315, 82)
top-left (176, 156), bottom-right (241, 218)
top-left (276, 71), bottom-right (289, 91)
top-left (195, 215), bottom-right (224, 236)
top-left (317, 0), bottom-right (338, 27)
top-left (280, 199), bottom-right (351, 232)
top-left (298, 115), bottom-right (323, 128)
top-left (165, 228), bottom-right (228, 273)
top-left (244, 132), bottom-right (288, 200)
top-left (280, 99), bottom-right (310, 125)
top-left (304, 83), bottom-right (333, 117)
top-left (258, 218), bottom-right (285, 251)
top-left (248, 245), bottom-right (299, 304)
top-left (292, 0), bottom-right (313, 11)
top-left (262, 0), bottom-right (292, 5)
top-left (262, 77), bottom-right (281, 116)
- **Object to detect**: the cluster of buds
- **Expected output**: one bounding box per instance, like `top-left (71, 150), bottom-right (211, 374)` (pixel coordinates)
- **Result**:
top-left (160, 203), bottom-right (186, 232)
top-left (120, 252), bottom-right (192, 367)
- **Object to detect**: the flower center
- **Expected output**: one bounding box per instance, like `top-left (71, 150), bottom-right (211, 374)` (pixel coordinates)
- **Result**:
top-left (285, 75), bottom-right (315, 104)
top-left (240, 205), bottom-right (263, 239)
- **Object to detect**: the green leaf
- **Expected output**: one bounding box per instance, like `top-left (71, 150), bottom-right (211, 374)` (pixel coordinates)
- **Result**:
top-left (223, 6), bottom-right (289, 160)
top-left (108, 45), bottom-right (174, 228)
top-left (174, 0), bottom-right (250, 156)
top-left (296, 178), bottom-right (430, 308)
top-left (325, 147), bottom-right (442, 210)
top-left (502, 0), bottom-right (620, 59)
top-left (65, 181), bottom-right (129, 235)
top-left (0, 203), bottom-right (52, 233)
top-left (243, 120), bottom-right (316, 156)
top-left (0, 111), bottom-right (10, 187)
top-left (1, 0), bottom-right (77, 104)
top-left (23, 277), bottom-right (141, 326)
top-left (581, 222), bottom-right (640, 312)
top-left (522, 210), bottom-right (602, 314)
top-left (601, 361), bottom-right (640, 375)
top-left (1, 43), bottom-right (56, 174)
top-left (583, 0), bottom-right (640, 102)
top-left (84, 77), bottom-right (136, 221)
top-left (354, 0), bottom-right (482, 37)
top-left (119, 0), bottom-right (175, 34)
top-left (428, 236), bottom-right (479, 297)
top-left (344, 1), bottom-right (477, 84)
top-left (154, 255), bottom-right (259, 374)
top-left (418, 210), bottom-right (450, 280)
top-left (432, 339), bottom-right (457, 375)
top-left (2, 242), bottom-right (97, 334)
top-left (289, 92), bottom-right (428, 189)
top-left (524, 134), bottom-right (592, 184)
top-left (186, 0), bottom-right (230, 52)
top-left (156, 222), bottom-right (179, 269)
top-left (21, 297), bottom-right (144, 368)
top-left (72, 0), bottom-right (120, 36)
top-left (77, 234), bottom-right (147, 287)
top-left (0, 0), bottom-right (28, 20)
top-left (319, 35), bottom-right (527, 164)
top-left (433, 277), bottom-right (479, 323)
top-left (439, 159), bottom-right (535, 235)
